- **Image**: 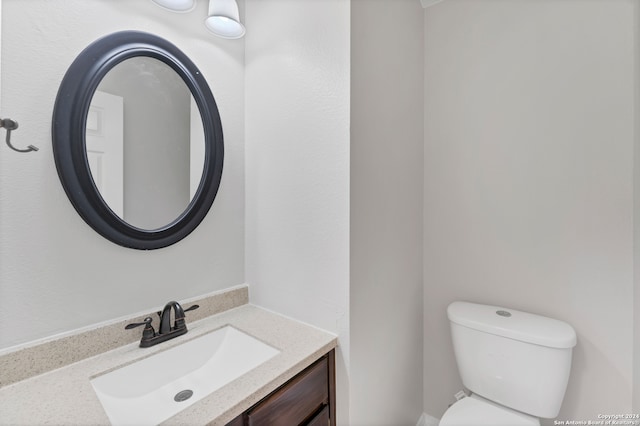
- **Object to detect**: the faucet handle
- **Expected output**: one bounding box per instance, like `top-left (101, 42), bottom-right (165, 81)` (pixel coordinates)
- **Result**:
top-left (184, 304), bottom-right (200, 314)
top-left (125, 317), bottom-right (156, 340)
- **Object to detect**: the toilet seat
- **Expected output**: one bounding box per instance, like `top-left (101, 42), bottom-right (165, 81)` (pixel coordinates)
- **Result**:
top-left (439, 394), bottom-right (540, 426)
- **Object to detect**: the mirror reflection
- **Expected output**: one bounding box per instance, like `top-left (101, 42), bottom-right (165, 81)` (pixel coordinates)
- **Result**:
top-left (86, 57), bottom-right (205, 230)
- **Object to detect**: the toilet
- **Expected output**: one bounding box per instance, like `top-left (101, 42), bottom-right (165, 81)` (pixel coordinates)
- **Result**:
top-left (440, 301), bottom-right (577, 426)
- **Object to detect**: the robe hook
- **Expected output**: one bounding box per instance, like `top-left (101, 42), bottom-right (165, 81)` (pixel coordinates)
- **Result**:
top-left (1, 118), bottom-right (38, 153)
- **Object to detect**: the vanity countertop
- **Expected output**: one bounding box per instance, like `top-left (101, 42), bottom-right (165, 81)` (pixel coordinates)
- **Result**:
top-left (0, 304), bottom-right (337, 425)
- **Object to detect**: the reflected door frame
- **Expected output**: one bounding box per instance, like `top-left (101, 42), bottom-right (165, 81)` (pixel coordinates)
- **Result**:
top-left (86, 90), bottom-right (124, 217)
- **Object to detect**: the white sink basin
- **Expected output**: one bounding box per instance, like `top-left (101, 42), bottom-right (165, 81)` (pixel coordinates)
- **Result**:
top-left (91, 325), bottom-right (280, 426)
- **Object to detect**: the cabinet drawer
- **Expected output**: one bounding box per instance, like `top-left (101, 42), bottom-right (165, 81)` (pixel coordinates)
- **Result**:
top-left (247, 357), bottom-right (329, 426)
top-left (305, 405), bottom-right (329, 426)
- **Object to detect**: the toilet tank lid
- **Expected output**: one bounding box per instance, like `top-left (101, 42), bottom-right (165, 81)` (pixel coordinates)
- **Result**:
top-left (447, 301), bottom-right (577, 349)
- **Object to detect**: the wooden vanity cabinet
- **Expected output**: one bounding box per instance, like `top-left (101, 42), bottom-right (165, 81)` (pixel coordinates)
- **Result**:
top-left (226, 349), bottom-right (335, 426)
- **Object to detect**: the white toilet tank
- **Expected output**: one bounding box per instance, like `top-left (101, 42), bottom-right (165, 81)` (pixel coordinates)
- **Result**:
top-left (448, 301), bottom-right (577, 419)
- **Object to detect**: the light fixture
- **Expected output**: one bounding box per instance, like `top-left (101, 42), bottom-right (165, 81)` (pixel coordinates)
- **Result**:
top-left (204, 0), bottom-right (245, 39)
top-left (150, 0), bottom-right (196, 13)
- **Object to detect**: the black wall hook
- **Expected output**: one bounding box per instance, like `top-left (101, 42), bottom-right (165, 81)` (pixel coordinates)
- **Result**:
top-left (1, 118), bottom-right (38, 153)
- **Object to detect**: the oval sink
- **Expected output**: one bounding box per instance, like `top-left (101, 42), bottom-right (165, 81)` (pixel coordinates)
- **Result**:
top-left (91, 325), bottom-right (280, 425)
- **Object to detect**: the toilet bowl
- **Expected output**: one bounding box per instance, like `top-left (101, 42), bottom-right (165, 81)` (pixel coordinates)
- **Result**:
top-left (439, 394), bottom-right (539, 426)
top-left (442, 301), bottom-right (577, 425)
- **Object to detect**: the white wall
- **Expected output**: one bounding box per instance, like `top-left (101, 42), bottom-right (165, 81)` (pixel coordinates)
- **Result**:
top-left (0, 0), bottom-right (2, 119)
top-left (634, 0), bottom-right (640, 414)
top-left (423, 0), bottom-right (635, 423)
top-left (350, 0), bottom-right (424, 425)
top-left (244, 0), bottom-right (350, 423)
top-left (0, 0), bottom-right (245, 349)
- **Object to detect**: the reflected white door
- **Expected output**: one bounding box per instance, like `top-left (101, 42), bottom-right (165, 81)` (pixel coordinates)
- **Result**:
top-left (86, 90), bottom-right (124, 217)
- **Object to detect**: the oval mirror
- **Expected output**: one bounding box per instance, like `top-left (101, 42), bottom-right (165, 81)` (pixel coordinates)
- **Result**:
top-left (52, 31), bottom-right (224, 249)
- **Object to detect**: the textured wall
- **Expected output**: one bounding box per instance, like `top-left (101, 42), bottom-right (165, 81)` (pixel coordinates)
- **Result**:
top-left (634, 0), bottom-right (640, 415)
top-left (244, 0), bottom-right (350, 423)
top-left (350, 0), bottom-right (424, 425)
top-left (423, 0), bottom-right (635, 423)
top-left (0, 0), bottom-right (245, 349)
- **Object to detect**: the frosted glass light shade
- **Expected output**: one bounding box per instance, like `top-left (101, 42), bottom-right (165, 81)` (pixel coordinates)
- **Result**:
top-left (205, 0), bottom-right (245, 39)
top-left (151, 0), bottom-right (196, 13)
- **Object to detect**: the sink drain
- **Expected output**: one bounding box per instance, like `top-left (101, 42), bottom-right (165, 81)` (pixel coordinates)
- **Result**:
top-left (174, 389), bottom-right (193, 402)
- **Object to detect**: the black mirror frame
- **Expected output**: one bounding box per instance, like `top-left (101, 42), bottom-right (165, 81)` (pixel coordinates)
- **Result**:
top-left (52, 31), bottom-right (224, 250)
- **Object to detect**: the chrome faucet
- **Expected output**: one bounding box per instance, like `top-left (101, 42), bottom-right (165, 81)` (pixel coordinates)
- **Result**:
top-left (125, 301), bottom-right (199, 348)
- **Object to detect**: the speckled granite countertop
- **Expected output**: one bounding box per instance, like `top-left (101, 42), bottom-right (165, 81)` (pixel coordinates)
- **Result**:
top-left (0, 304), bottom-right (337, 425)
